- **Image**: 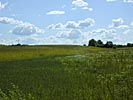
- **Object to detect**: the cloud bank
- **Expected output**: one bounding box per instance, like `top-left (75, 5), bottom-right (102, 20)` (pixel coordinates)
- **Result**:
top-left (0, 17), bottom-right (44, 35)
top-left (47, 18), bottom-right (95, 29)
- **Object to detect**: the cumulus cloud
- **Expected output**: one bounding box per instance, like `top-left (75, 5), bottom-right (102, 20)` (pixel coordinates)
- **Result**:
top-left (47, 24), bottom-right (54, 29)
top-left (87, 28), bottom-right (118, 42)
top-left (82, 7), bottom-right (93, 11)
top-left (58, 29), bottom-right (82, 39)
top-left (47, 23), bottom-right (64, 29)
top-left (72, 0), bottom-right (93, 12)
top-left (54, 23), bottom-right (64, 29)
top-left (0, 17), bottom-right (23, 24)
top-left (90, 29), bottom-right (117, 42)
top-left (0, 2), bottom-right (8, 10)
top-left (42, 35), bottom-right (77, 45)
top-left (101, 32), bottom-right (116, 40)
top-left (92, 29), bottom-right (116, 34)
top-left (46, 10), bottom-right (65, 15)
top-left (92, 29), bottom-right (108, 33)
top-left (72, 0), bottom-right (88, 7)
top-left (10, 24), bottom-right (44, 35)
top-left (78, 18), bottom-right (95, 28)
top-left (123, 0), bottom-right (133, 3)
top-left (47, 18), bottom-right (95, 29)
top-left (111, 18), bottom-right (124, 27)
top-left (19, 37), bottom-right (39, 45)
top-left (109, 18), bottom-right (129, 29)
top-left (0, 17), bottom-right (44, 35)
top-left (117, 25), bottom-right (129, 29)
top-left (123, 23), bottom-right (133, 34)
top-left (106, 0), bottom-right (133, 3)
top-left (123, 29), bottom-right (133, 34)
top-left (65, 21), bottom-right (79, 29)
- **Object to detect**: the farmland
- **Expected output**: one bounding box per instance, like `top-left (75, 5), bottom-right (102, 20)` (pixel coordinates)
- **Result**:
top-left (0, 45), bottom-right (133, 100)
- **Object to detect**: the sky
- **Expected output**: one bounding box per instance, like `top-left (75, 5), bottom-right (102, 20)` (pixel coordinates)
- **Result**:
top-left (0, 0), bottom-right (133, 45)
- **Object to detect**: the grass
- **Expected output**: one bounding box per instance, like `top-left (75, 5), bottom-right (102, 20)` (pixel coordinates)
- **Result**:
top-left (0, 45), bottom-right (133, 100)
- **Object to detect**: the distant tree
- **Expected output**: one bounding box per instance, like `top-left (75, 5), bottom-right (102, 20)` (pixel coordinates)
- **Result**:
top-left (96, 40), bottom-right (104, 47)
top-left (11, 44), bottom-right (21, 46)
top-left (83, 44), bottom-right (86, 46)
top-left (97, 40), bottom-right (103, 44)
top-left (88, 39), bottom-right (97, 46)
top-left (127, 43), bottom-right (133, 47)
top-left (104, 41), bottom-right (113, 48)
top-left (16, 44), bottom-right (21, 46)
top-left (116, 45), bottom-right (123, 48)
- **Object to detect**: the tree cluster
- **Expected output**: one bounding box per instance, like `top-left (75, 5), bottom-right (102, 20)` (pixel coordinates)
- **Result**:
top-left (127, 43), bottom-right (133, 47)
top-left (88, 39), bottom-right (113, 48)
top-left (87, 39), bottom-right (133, 48)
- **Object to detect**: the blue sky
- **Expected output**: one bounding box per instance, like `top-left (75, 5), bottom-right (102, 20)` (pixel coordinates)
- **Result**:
top-left (0, 0), bottom-right (133, 45)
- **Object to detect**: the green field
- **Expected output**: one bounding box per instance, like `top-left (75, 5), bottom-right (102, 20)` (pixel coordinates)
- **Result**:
top-left (0, 45), bottom-right (133, 100)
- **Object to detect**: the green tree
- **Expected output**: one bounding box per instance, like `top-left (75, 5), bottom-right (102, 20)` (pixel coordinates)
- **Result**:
top-left (104, 41), bottom-right (113, 48)
top-left (127, 43), bottom-right (133, 47)
top-left (88, 39), bottom-right (96, 46)
top-left (96, 40), bottom-right (103, 47)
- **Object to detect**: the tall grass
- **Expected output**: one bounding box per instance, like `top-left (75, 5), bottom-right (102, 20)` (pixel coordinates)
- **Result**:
top-left (0, 46), bottom-right (132, 100)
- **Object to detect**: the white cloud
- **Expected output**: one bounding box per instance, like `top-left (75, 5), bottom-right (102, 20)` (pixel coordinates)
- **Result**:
top-left (123, 0), bottom-right (133, 3)
top-left (46, 10), bottom-right (65, 15)
top-left (78, 18), bottom-right (95, 28)
top-left (0, 17), bottom-right (23, 25)
top-left (47, 23), bottom-right (64, 29)
top-left (100, 32), bottom-right (117, 40)
top-left (106, 0), bottom-right (133, 3)
top-left (0, 17), bottom-right (44, 35)
top-left (131, 22), bottom-right (133, 26)
top-left (54, 23), bottom-right (64, 29)
top-left (88, 28), bottom-right (118, 42)
top-left (112, 18), bottom-right (124, 27)
top-left (10, 24), bottom-right (44, 35)
top-left (109, 18), bottom-right (127, 28)
top-left (106, 0), bottom-right (117, 2)
top-left (109, 18), bottom-right (129, 29)
top-left (93, 29), bottom-right (117, 42)
top-left (65, 21), bottom-right (79, 29)
top-left (0, 2), bottom-right (8, 10)
top-left (19, 37), bottom-right (39, 45)
top-left (47, 24), bottom-right (54, 29)
top-left (58, 29), bottom-right (82, 39)
top-left (47, 18), bottom-right (95, 30)
top-left (45, 36), bottom-right (77, 44)
top-left (72, 0), bottom-right (88, 7)
top-left (123, 29), bottom-right (133, 34)
top-left (0, 39), bottom-right (6, 44)
top-left (82, 7), bottom-right (93, 11)
top-left (72, 0), bottom-right (93, 12)
top-left (123, 22), bottom-right (133, 34)
top-left (92, 29), bottom-right (116, 34)
top-left (117, 25), bottom-right (129, 29)
top-left (92, 29), bottom-right (108, 33)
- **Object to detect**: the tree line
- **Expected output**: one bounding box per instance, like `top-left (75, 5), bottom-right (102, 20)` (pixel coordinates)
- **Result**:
top-left (85, 39), bottom-right (133, 48)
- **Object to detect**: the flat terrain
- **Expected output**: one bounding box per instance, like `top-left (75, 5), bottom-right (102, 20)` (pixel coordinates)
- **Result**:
top-left (0, 45), bottom-right (133, 100)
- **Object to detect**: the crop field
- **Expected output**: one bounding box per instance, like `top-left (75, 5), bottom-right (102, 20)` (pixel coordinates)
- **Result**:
top-left (0, 45), bottom-right (133, 100)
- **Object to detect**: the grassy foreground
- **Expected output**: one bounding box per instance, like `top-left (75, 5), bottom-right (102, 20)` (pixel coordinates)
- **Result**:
top-left (0, 45), bottom-right (133, 100)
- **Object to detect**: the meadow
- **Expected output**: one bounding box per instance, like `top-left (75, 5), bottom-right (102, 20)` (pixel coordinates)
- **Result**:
top-left (0, 45), bottom-right (133, 100)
